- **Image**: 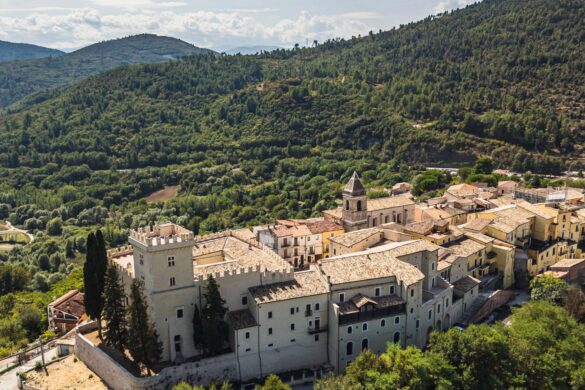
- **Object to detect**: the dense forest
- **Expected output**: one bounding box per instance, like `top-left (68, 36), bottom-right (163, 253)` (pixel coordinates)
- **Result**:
top-left (1, 0), bottom-right (585, 357)
top-left (0, 34), bottom-right (213, 108)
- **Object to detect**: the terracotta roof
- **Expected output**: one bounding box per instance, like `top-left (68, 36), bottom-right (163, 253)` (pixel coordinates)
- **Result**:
top-left (249, 269), bottom-right (329, 303)
top-left (271, 224), bottom-right (313, 238)
top-left (306, 219), bottom-right (343, 234)
top-left (48, 290), bottom-right (79, 307)
top-left (423, 206), bottom-right (466, 220)
top-left (329, 227), bottom-right (381, 247)
top-left (344, 171), bottom-right (366, 196)
top-left (384, 240), bottom-right (442, 258)
top-left (463, 231), bottom-right (494, 245)
top-left (452, 275), bottom-right (480, 293)
top-left (368, 196), bottom-right (415, 211)
top-left (227, 309), bottom-right (258, 330)
top-left (516, 201), bottom-right (557, 219)
top-left (323, 207), bottom-right (342, 219)
top-left (404, 219), bottom-right (449, 235)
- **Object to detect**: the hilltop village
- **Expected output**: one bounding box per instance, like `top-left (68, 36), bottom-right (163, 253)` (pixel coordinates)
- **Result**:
top-left (68, 172), bottom-right (585, 388)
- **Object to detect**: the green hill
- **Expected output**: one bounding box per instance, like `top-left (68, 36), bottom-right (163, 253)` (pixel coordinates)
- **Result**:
top-left (0, 40), bottom-right (63, 62)
top-left (0, 0), bottom-right (583, 200)
top-left (0, 34), bottom-right (214, 108)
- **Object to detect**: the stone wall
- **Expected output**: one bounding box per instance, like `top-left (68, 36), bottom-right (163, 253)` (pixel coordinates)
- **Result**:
top-left (75, 327), bottom-right (238, 390)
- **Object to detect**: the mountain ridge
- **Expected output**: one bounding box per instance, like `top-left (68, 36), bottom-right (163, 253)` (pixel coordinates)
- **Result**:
top-left (0, 34), bottom-right (214, 108)
top-left (0, 40), bottom-right (64, 62)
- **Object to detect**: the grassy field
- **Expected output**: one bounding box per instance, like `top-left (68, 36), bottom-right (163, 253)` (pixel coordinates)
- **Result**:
top-left (144, 185), bottom-right (179, 203)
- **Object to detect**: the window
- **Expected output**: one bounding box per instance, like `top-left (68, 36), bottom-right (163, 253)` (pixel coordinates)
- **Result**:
top-left (315, 334), bottom-right (319, 342)
top-left (290, 339), bottom-right (296, 343)
top-left (390, 285), bottom-right (395, 295)
top-left (315, 303), bottom-right (320, 310)
top-left (174, 335), bottom-right (181, 353)
top-left (268, 311), bottom-right (273, 319)
top-left (380, 319), bottom-right (386, 327)
top-left (437, 304), bottom-right (441, 314)
top-left (361, 338), bottom-right (368, 351)
top-left (339, 293), bottom-right (345, 303)
top-left (268, 343), bottom-right (273, 347)
top-left (170, 277), bottom-right (176, 286)
top-left (290, 307), bottom-right (295, 315)
top-left (428, 310), bottom-right (432, 320)
top-left (410, 308), bottom-right (414, 314)
top-left (346, 342), bottom-right (353, 356)
top-left (357, 200), bottom-right (362, 211)
top-left (410, 289), bottom-right (414, 297)
top-left (245, 332), bottom-right (250, 339)
top-left (393, 332), bottom-right (400, 343)
top-left (347, 326), bottom-right (353, 335)
top-left (139, 254), bottom-right (144, 265)
top-left (290, 323), bottom-right (295, 331)
top-left (375, 287), bottom-right (381, 297)
top-left (394, 316), bottom-right (399, 325)
top-left (168, 256), bottom-right (175, 267)
top-left (415, 319), bottom-right (420, 330)
top-left (245, 348), bottom-right (251, 352)
top-left (431, 261), bottom-right (435, 271)
top-left (446, 298), bottom-right (449, 308)
top-left (176, 308), bottom-right (184, 319)
top-left (242, 296), bottom-right (248, 306)
top-left (268, 328), bottom-right (273, 335)
top-left (362, 323), bottom-right (368, 332)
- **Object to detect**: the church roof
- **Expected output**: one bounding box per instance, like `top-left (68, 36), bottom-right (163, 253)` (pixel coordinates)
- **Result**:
top-left (343, 171), bottom-right (366, 197)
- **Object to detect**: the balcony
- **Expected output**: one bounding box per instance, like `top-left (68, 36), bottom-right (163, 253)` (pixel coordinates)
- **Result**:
top-left (304, 309), bottom-right (313, 317)
top-left (307, 325), bottom-right (328, 334)
top-left (338, 304), bottom-right (406, 326)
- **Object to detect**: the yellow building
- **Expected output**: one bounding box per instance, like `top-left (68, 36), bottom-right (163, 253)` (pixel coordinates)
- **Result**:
top-left (305, 219), bottom-right (345, 259)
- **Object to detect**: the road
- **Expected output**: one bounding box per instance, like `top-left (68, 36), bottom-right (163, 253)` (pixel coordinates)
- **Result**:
top-left (1, 221), bottom-right (34, 243)
top-left (0, 347), bottom-right (58, 390)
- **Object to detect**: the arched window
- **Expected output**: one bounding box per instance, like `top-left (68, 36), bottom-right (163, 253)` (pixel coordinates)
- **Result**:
top-left (393, 332), bottom-right (400, 344)
top-left (346, 341), bottom-right (353, 356)
top-left (345, 200), bottom-right (350, 210)
top-left (361, 338), bottom-right (368, 351)
top-left (347, 326), bottom-right (353, 335)
top-left (357, 200), bottom-right (362, 211)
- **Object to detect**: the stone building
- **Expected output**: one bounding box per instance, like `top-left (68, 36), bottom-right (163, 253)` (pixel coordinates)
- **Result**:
top-left (324, 172), bottom-right (415, 232)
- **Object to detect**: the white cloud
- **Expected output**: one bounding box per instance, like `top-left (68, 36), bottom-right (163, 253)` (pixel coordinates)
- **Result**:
top-left (0, 8), bottom-right (375, 50)
top-left (433, 0), bottom-right (476, 14)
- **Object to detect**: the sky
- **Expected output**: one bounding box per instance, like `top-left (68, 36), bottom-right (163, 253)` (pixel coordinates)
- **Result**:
top-left (0, 0), bottom-right (479, 52)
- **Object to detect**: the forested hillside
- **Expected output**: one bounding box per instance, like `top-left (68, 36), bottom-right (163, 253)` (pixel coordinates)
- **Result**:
top-left (0, 0), bottom-right (585, 356)
top-left (0, 40), bottom-right (63, 62)
top-left (0, 34), bottom-right (214, 108)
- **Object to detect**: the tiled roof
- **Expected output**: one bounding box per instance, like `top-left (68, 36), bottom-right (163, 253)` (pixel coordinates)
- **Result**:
top-left (193, 235), bottom-right (291, 278)
top-left (442, 237), bottom-right (484, 258)
top-left (384, 240), bottom-right (442, 258)
top-left (463, 231), bottom-right (494, 245)
top-left (306, 219), bottom-right (344, 234)
top-left (461, 218), bottom-right (492, 232)
top-left (338, 294), bottom-right (406, 315)
top-left (551, 258), bottom-right (585, 269)
top-left (452, 275), bottom-right (480, 293)
top-left (227, 309), bottom-right (258, 330)
top-left (516, 201), bottom-right (557, 219)
top-left (329, 227), bottom-right (381, 247)
top-left (319, 246), bottom-right (425, 286)
top-left (249, 269), bottom-right (329, 303)
top-left (271, 224), bottom-right (313, 238)
top-left (368, 196), bottom-right (415, 211)
top-left (404, 219), bottom-right (449, 235)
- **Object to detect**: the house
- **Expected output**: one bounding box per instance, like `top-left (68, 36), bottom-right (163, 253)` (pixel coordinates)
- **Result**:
top-left (47, 290), bottom-right (85, 335)
top-left (548, 258), bottom-right (585, 284)
top-left (497, 180), bottom-right (518, 195)
top-left (328, 227), bottom-right (384, 256)
top-left (391, 182), bottom-right (411, 195)
top-left (256, 222), bottom-right (321, 269)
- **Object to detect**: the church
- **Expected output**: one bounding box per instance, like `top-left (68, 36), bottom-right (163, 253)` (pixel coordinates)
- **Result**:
top-left (324, 172), bottom-right (415, 231)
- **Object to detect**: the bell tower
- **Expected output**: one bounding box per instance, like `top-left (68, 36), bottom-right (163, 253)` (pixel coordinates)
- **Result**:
top-left (342, 172), bottom-right (368, 231)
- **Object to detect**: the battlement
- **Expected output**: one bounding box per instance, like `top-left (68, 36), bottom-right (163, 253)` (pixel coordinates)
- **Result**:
top-left (107, 245), bottom-right (133, 259)
top-left (130, 223), bottom-right (195, 247)
top-left (194, 264), bottom-right (294, 284)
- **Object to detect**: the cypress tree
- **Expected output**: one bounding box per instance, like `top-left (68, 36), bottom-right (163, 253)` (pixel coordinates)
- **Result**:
top-left (127, 278), bottom-right (162, 374)
top-left (102, 265), bottom-right (128, 351)
top-left (192, 304), bottom-right (204, 350)
top-left (83, 233), bottom-right (100, 329)
top-left (201, 275), bottom-right (228, 355)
